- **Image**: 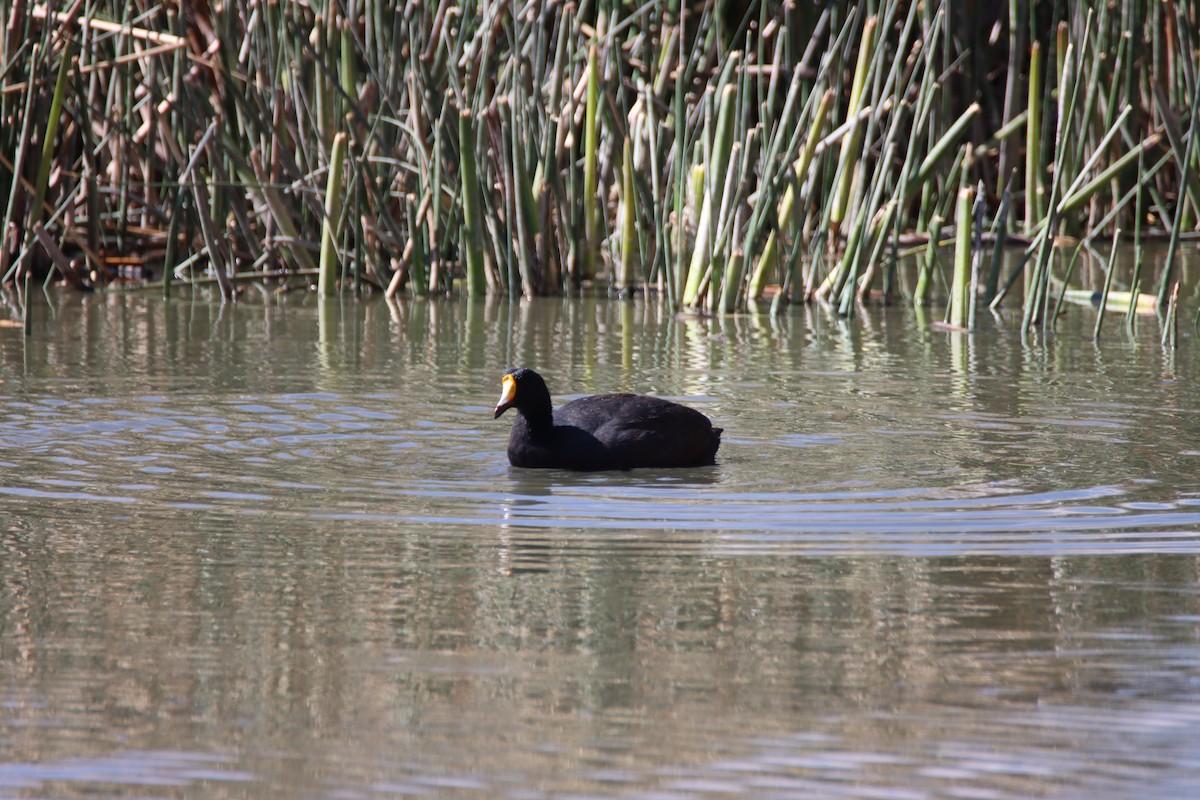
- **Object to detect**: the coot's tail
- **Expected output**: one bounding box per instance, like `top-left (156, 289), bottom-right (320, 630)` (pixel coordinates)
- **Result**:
top-left (705, 427), bottom-right (724, 464)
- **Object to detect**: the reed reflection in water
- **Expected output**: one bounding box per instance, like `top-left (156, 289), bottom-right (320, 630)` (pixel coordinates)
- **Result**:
top-left (1, 290), bottom-right (1199, 798)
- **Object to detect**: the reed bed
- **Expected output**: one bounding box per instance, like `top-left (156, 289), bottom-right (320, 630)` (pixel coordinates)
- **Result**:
top-left (2, 0), bottom-right (1199, 329)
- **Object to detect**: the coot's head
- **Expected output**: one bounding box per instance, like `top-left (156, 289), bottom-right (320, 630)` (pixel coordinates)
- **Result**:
top-left (493, 368), bottom-right (551, 419)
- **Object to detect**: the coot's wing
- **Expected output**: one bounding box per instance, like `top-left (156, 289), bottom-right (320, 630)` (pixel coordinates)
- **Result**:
top-left (556, 394), bottom-right (719, 468)
top-left (553, 394), bottom-right (639, 432)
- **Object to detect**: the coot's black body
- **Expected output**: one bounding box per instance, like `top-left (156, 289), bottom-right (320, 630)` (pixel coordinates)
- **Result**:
top-left (493, 368), bottom-right (721, 470)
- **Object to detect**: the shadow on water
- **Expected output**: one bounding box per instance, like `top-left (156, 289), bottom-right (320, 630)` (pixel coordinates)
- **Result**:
top-left (2, 289), bottom-right (1200, 798)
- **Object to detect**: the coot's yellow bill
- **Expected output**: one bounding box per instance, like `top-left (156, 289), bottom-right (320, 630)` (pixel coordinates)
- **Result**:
top-left (494, 373), bottom-right (517, 418)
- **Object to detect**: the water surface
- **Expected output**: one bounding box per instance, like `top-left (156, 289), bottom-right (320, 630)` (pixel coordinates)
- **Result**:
top-left (2, 291), bottom-right (1199, 798)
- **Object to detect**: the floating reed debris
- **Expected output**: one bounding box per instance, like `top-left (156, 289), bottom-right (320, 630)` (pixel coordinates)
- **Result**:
top-left (1, 0), bottom-right (1198, 325)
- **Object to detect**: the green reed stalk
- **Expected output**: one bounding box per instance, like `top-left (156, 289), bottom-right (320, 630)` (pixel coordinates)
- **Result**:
top-left (1055, 21), bottom-right (1068, 88)
top-left (968, 185), bottom-right (986, 332)
top-left (619, 138), bottom-right (636, 294)
top-left (829, 16), bottom-right (876, 236)
top-left (1025, 40), bottom-right (1044, 233)
top-left (830, 139), bottom-right (895, 310)
top-left (741, 53), bottom-right (807, 301)
top-left (984, 187), bottom-right (1010, 305)
top-left (719, 251), bottom-right (744, 313)
top-left (643, 83), bottom-right (668, 294)
top-left (9, 0), bottom-right (1200, 305)
top-left (909, 103), bottom-right (981, 192)
top-left (1058, 133), bottom-right (1160, 216)
top-left (1153, 83), bottom-right (1200, 230)
top-left (22, 265), bottom-right (32, 335)
top-left (1064, 31), bottom-right (1098, 174)
top-left (160, 189), bottom-right (186, 299)
top-left (997, 0), bottom-right (1023, 196)
top-left (190, 170), bottom-right (232, 302)
top-left (313, 12), bottom-right (334, 147)
top-left (670, 3), bottom-right (688, 308)
top-left (1126, 149), bottom-right (1145, 332)
top-left (582, 41), bottom-right (600, 282)
top-left (748, 89), bottom-right (835, 301)
top-left (318, 131), bottom-right (348, 297)
top-left (950, 185), bottom-right (974, 329)
top-left (828, 25), bottom-right (899, 305)
top-left (406, 199), bottom-right (428, 297)
top-left (1024, 37), bottom-right (1083, 330)
top-left (29, 36), bottom-right (76, 237)
top-left (1162, 282), bottom-right (1178, 349)
top-left (855, 200), bottom-right (896, 304)
top-left (340, 12), bottom-right (357, 110)
top-left (1, 44), bottom-right (41, 284)
top-left (1081, 150), bottom-right (1172, 247)
top-left (458, 111), bottom-right (486, 298)
top-left (1092, 227), bottom-right (1121, 339)
top-left (1049, 242), bottom-right (1085, 329)
top-left (508, 101), bottom-right (537, 298)
top-left (1157, 71), bottom-right (1200, 311)
top-left (683, 80), bottom-right (737, 307)
top-left (1058, 104), bottom-right (1133, 202)
top-left (707, 139), bottom-right (745, 310)
top-left (913, 215), bottom-right (942, 307)
top-left (249, 151), bottom-right (316, 274)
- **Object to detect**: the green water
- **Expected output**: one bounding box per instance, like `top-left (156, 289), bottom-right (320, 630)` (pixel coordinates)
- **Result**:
top-left (2, 290), bottom-right (1199, 798)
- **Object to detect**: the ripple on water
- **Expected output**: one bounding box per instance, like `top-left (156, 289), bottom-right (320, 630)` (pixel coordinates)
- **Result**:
top-left (4, 388), bottom-right (1200, 558)
top-left (345, 479), bottom-right (1200, 557)
top-left (4, 296), bottom-right (1200, 800)
top-left (0, 751), bottom-right (255, 791)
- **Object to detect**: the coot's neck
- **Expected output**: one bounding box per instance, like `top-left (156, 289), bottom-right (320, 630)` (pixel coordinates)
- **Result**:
top-left (517, 386), bottom-right (555, 438)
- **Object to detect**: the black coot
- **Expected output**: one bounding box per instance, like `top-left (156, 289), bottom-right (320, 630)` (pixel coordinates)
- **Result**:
top-left (492, 368), bottom-right (722, 470)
